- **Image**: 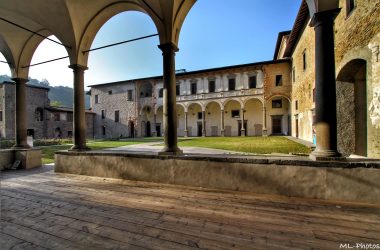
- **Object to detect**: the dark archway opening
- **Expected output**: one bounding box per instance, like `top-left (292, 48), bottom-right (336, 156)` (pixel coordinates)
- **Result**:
top-left (337, 59), bottom-right (367, 156)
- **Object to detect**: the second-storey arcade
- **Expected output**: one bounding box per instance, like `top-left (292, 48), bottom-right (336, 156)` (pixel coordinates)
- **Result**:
top-left (89, 59), bottom-right (291, 138)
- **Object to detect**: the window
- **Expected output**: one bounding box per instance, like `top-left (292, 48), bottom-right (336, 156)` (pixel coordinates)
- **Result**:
top-left (35, 107), bottom-right (43, 122)
top-left (313, 88), bottom-right (316, 102)
top-left (197, 112), bottom-right (202, 120)
top-left (115, 110), bottom-right (119, 122)
top-left (159, 88), bottom-right (163, 98)
top-left (302, 49), bottom-right (307, 70)
top-left (275, 75), bottom-right (282, 86)
top-left (292, 67), bottom-right (295, 83)
top-left (176, 84), bottom-right (180, 96)
top-left (53, 113), bottom-right (60, 121)
top-left (127, 90), bottom-right (133, 101)
top-left (208, 80), bottom-right (215, 93)
top-left (95, 94), bottom-right (99, 104)
top-left (191, 82), bottom-right (197, 95)
top-left (231, 110), bottom-right (240, 118)
top-left (101, 110), bottom-right (105, 119)
top-left (272, 99), bottom-right (282, 108)
top-left (67, 112), bottom-right (73, 122)
top-left (0, 110), bottom-right (2, 122)
top-left (102, 126), bottom-right (106, 136)
top-left (228, 78), bottom-right (236, 91)
top-left (346, 0), bottom-right (355, 16)
top-left (295, 100), bottom-right (298, 110)
top-left (249, 76), bottom-right (257, 89)
top-left (108, 90), bottom-right (112, 95)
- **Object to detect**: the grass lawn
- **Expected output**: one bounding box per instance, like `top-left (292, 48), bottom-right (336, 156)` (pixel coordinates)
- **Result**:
top-left (177, 136), bottom-right (311, 155)
top-left (41, 140), bottom-right (147, 164)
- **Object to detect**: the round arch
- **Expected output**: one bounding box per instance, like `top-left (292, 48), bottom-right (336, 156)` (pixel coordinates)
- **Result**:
top-left (243, 96), bottom-right (264, 107)
top-left (77, 2), bottom-right (164, 66)
top-left (336, 59), bottom-right (367, 156)
top-left (204, 100), bottom-right (223, 111)
top-left (266, 94), bottom-right (291, 103)
top-left (223, 98), bottom-right (243, 109)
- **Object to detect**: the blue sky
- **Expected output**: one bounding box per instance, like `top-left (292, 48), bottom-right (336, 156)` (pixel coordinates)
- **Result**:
top-left (0, 0), bottom-right (301, 87)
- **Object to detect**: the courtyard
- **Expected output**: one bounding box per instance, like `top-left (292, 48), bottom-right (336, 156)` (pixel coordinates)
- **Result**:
top-left (1, 165), bottom-right (380, 249)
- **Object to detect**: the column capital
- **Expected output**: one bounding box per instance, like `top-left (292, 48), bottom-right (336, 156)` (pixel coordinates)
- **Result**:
top-left (11, 78), bottom-right (28, 84)
top-left (69, 64), bottom-right (88, 71)
top-left (310, 9), bottom-right (341, 28)
top-left (158, 42), bottom-right (179, 53)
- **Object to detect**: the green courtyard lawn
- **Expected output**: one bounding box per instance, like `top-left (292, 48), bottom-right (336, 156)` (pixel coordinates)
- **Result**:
top-left (177, 136), bottom-right (311, 155)
top-left (41, 140), bottom-right (147, 164)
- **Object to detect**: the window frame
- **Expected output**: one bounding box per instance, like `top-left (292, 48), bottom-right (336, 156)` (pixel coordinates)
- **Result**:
top-left (114, 110), bottom-right (120, 123)
top-left (249, 75), bottom-right (257, 89)
top-left (228, 78), bottom-right (236, 91)
top-left (94, 94), bottom-right (99, 104)
top-left (346, 0), bottom-right (356, 17)
top-left (208, 80), bottom-right (216, 93)
top-left (272, 99), bottom-right (283, 109)
top-left (191, 82), bottom-right (197, 95)
top-left (231, 110), bottom-right (240, 118)
top-left (275, 75), bottom-right (283, 86)
top-left (101, 110), bottom-right (105, 119)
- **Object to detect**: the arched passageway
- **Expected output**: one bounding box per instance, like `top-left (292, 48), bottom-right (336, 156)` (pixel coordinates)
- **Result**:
top-left (223, 100), bottom-right (242, 136)
top-left (205, 102), bottom-right (221, 136)
top-left (336, 59), bottom-right (367, 156)
top-left (244, 98), bottom-right (264, 136)
top-left (187, 103), bottom-right (203, 137)
top-left (266, 96), bottom-right (290, 135)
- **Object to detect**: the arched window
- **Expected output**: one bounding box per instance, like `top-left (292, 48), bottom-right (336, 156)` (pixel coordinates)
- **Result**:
top-left (35, 107), bottom-right (44, 121)
top-left (159, 88), bottom-right (163, 98)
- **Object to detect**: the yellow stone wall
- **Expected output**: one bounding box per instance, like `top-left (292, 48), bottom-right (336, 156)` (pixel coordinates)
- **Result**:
top-left (291, 0), bottom-right (380, 157)
top-left (291, 20), bottom-right (315, 142)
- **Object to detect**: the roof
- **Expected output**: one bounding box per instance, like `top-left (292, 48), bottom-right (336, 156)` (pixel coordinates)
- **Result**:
top-left (283, 0), bottom-right (310, 58)
top-left (45, 106), bottom-right (94, 114)
top-left (89, 59), bottom-right (291, 88)
top-left (1, 81), bottom-right (50, 91)
top-left (273, 30), bottom-right (291, 60)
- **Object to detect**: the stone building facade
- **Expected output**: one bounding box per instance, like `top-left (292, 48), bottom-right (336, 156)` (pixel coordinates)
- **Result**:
top-left (0, 81), bottom-right (95, 140)
top-left (90, 60), bottom-right (292, 139)
top-left (275, 0), bottom-right (380, 157)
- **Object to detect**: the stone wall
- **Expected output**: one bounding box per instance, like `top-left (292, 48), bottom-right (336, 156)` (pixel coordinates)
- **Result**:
top-left (91, 82), bottom-right (137, 138)
top-left (290, 0), bottom-right (380, 157)
top-left (290, 19), bottom-right (315, 143)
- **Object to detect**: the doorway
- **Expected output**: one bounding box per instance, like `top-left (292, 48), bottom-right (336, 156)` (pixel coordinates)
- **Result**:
top-left (197, 122), bottom-right (202, 137)
top-left (272, 116), bottom-right (282, 134)
top-left (156, 124), bottom-right (161, 137)
top-left (146, 121), bottom-right (151, 137)
top-left (238, 120), bottom-right (247, 136)
top-left (129, 121), bottom-right (135, 138)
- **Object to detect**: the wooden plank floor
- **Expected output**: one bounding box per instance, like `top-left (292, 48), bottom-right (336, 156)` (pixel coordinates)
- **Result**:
top-left (1, 165), bottom-right (379, 250)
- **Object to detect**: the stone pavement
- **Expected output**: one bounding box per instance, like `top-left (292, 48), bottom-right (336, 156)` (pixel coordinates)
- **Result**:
top-left (1, 165), bottom-right (380, 249)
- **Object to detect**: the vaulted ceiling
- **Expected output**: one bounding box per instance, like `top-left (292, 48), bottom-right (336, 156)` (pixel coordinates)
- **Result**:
top-left (0, 0), bottom-right (196, 78)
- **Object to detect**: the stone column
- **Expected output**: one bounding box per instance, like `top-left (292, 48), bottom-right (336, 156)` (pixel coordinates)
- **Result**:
top-left (12, 78), bottom-right (29, 148)
top-left (153, 113), bottom-right (157, 137)
top-left (184, 111), bottom-right (188, 137)
top-left (69, 64), bottom-right (88, 151)
top-left (240, 108), bottom-right (245, 136)
top-left (220, 110), bottom-right (225, 136)
top-left (262, 106), bottom-right (267, 136)
top-left (158, 43), bottom-right (182, 155)
top-left (202, 111), bottom-right (206, 137)
top-left (310, 9), bottom-right (341, 159)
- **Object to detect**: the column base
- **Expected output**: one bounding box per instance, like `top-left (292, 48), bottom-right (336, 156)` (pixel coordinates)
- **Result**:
top-left (310, 149), bottom-right (342, 161)
top-left (69, 145), bottom-right (90, 151)
top-left (220, 130), bottom-right (225, 137)
top-left (184, 130), bottom-right (188, 137)
top-left (262, 129), bottom-right (268, 137)
top-left (158, 148), bottom-right (183, 156)
top-left (12, 144), bottom-right (31, 149)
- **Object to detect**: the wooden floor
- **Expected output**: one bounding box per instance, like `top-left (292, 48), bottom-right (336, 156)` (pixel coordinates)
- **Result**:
top-left (1, 166), bottom-right (379, 250)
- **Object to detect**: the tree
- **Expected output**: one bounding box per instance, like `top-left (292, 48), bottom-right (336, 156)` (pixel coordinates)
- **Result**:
top-left (50, 100), bottom-right (63, 107)
top-left (40, 78), bottom-right (50, 87)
